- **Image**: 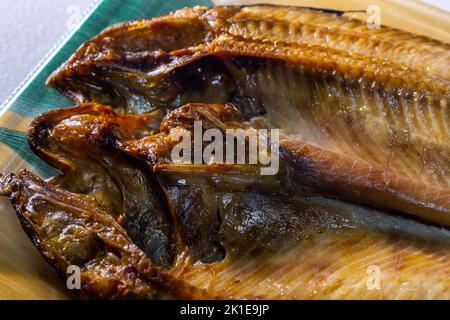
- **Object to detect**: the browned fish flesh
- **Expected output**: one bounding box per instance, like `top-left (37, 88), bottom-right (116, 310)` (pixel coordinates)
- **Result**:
top-left (0, 170), bottom-right (210, 299)
top-left (0, 5), bottom-right (449, 299)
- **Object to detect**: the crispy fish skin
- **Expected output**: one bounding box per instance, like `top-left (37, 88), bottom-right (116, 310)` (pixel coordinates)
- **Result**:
top-left (0, 170), bottom-right (210, 299)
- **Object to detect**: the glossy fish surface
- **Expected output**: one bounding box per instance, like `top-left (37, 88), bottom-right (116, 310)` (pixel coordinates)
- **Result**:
top-left (0, 170), bottom-right (209, 299)
top-left (3, 102), bottom-right (447, 300)
top-left (1, 5), bottom-right (449, 299)
top-left (47, 5), bottom-right (450, 226)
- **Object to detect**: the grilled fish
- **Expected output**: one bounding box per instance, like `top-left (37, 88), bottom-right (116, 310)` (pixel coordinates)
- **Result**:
top-left (1, 5), bottom-right (449, 299)
top-left (3, 102), bottom-right (450, 299)
top-left (47, 5), bottom-right (450, 226)
top-left (0, 169), bottom-right (209, 299)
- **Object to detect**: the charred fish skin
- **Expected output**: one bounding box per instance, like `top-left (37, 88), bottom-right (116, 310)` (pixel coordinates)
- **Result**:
top-left (0, 170), bottom-right (211, 300)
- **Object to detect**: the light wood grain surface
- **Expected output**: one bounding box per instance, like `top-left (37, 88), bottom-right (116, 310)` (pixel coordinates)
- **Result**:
top-left (0, 0), bottom-right (448, 300)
